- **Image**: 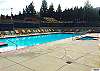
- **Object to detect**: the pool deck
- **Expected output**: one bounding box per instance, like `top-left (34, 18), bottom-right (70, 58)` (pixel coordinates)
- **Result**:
top-left (0, 33), bottom-right (100, 71)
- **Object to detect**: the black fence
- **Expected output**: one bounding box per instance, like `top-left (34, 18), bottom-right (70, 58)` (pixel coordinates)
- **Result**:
top-left (14, 22), bottom-right (40, 28)
top-left (0, 24), bottom-right (13, 31)
top-left (0, 22), bottom-right (100, 32)
top-left (0, 22), bottom-right (40, 31)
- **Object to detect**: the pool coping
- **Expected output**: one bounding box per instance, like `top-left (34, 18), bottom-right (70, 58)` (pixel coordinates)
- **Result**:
top-left (0, 32), bottom-right (76, 39)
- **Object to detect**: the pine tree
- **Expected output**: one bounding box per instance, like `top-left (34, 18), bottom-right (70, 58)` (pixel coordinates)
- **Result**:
top-left (25, 6), bottom-right (30, 17)
top-left (84, 0), bottom-right (92, 9)
top-left (56, 4), bottom-right (62, 13)
top-left (23, 9), bottom-right (26, 18)
top-left (6, 14), bottom-right (10, 19)
top-left (28, 1), bottom-right (36, 17)
top-left (48, 3), bottom-right (55, 18)
top-left (23, 1), bottom-right (36, 17)
top-left (83, 0), bottom-right (93, 21)
top-left (1, 14), bottom-right (5, 20)
top-left (18, 11), bottom-right (23, 20)
top-left (40, 0), bottom-right (48, 17)
top-left (56, 4), bottom-right (62, 20)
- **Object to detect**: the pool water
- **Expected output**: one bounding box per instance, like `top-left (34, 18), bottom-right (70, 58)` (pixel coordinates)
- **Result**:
top-left (0, 33), bottom-right (79, 52)
top-left (80, 36), bottom-right (97, 40)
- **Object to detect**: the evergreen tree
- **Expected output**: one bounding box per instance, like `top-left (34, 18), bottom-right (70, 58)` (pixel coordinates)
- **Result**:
top-left (40, 0), bottom-right (48, 17)
top-left (69, 8), bottom-right (74, 21)
top-left (78, 7), bottom-right (84, 21)
top-left (48, 3), bottom-right (55, 18)
top-left (28, 1), bottom-right (36, 17)
top-left (18, 11), bottom-right (23, 20)
top-left (23, 1), bottom-right (36, 18)
top-left (6, 14), bottom-right (10, 19)
top-left (56, 4), bottom-right (62, 13)
top-left (56, 4), bottom-right (62, 20)
top-left (62, 9), bottom-right (67, 21)
top-left (73, 6), bottom-right (79, 21)
top-left (84, 0), bottom-right (92, 9)
top-left (23, 8), bottom-right (26, 18)
top-left (83, 0), bottom-right (94, 21)
top-left (25, 6), bottom-right (30, 17)
top-left (1, 14), bottom-right (5, 20)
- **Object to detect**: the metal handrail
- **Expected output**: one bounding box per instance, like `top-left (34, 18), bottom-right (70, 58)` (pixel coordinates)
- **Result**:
top-left (7, 39), bottom-right (18, 50)
top-left (73, 30), bottom-right (89, 40)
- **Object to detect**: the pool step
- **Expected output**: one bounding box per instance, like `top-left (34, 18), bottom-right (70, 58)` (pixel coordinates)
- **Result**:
top-left (0, 42), bottom-right (8, 47)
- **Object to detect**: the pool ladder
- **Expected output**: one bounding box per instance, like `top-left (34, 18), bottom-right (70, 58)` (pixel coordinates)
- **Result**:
top-left (7, 40), bottom-right (18, 50)
top-left (73, 30), bottom-right (89, 40)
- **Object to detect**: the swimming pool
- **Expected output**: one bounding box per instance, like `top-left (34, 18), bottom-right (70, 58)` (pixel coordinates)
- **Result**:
top-left (0, 33), bottom-right (79, 52)
top-left (79, 36), bottom-right (98, 40)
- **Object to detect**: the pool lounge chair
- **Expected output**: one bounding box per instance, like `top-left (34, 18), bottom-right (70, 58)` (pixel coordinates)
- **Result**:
top-left (27, 29), bottom-right (32, 34)
top-left (75, 29), bottom-right (79, 32)
top-left (49, 29), bottom-right (52, 32)
top-left (4, 31), bottom-right (11, 35)
top-left (21, 29), bottom-right (26, 34)
top-left (37, 29), bottom-right (41, 33)
top-left (46, 29), bottom-right (49, 32)
top-left (50, 29), bottom-right (54, 32)
top-left (32, 29), bottom-right (36, 33)
top-left (0, 31), bottom-right (5, 37)
top-left (15, 30), bottom-right (21, 35)
top-left (41, 29), bottom-right (45, 33)
top-left (10, 31), bottom-right (15, 35)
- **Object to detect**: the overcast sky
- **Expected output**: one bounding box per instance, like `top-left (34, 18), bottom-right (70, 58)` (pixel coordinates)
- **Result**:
top-left (0, 0), bottom-right (100, 15)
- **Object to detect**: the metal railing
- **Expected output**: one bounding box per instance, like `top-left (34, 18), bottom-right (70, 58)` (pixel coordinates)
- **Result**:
top-left (73, 30), bottom-right (90, 40)
top-left (7, 39), bottom-right (18, 50)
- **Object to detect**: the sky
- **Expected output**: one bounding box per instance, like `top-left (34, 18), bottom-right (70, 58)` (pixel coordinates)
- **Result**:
top-left (0, 0), bottom-right (100, 15)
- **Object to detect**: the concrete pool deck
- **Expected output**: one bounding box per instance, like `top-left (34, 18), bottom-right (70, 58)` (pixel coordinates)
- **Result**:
top-left (0, 33), bottom-right (100, 71)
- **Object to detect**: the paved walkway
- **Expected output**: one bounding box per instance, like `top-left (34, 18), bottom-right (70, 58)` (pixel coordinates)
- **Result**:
top-left (0, 38), bottom-right (100, 71)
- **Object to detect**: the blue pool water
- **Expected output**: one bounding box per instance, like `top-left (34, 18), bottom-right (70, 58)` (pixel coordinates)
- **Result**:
top-left (79, 36), bottom-right (97, 40)
top-left (0, 33), bottom-right (79, 52)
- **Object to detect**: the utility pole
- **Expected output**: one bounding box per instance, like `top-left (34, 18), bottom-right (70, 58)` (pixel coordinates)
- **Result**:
top-left (11, 8), bottom-right (15, 33)
top-left (11, 8), bottom-right (13, 20)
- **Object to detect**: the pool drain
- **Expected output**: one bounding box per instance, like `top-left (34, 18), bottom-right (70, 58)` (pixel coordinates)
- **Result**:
top-left (66, 61), bottom-right (73, 64)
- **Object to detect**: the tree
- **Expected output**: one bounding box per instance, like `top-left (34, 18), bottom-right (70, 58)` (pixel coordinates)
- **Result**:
top-left (22, 1), bottom-right (36, 18)
top-left (0, 14), bottom-right (5, 20)
top-left (23, 8), bottom-right (26, 18)
top-left (78, 7), bottom-right (84, 21)
top-left (83, 0), bottom-right (94, 21)
top-left (56, 4), bottom-right (62, 13)
top-left (28, 1), bottom-right (36, 17)
top-left (73, 6), bottom-right (78, 20)
top-left (18, 11), bottom-right (23, 20)
top-left (48, 3), bottom-right (55, 18)
top-left (6, 14), bottom-right (11, 19)
top-left (25, 6), bottom-right (30, 17)
top-left (62, 9), bottom-right (67, 21)
top-left (40, 0), bottom-right (48, 17)
top-left (55, 4), bottom-right (62, 20)
top-left (84, 0), bottom-right (92, 9)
